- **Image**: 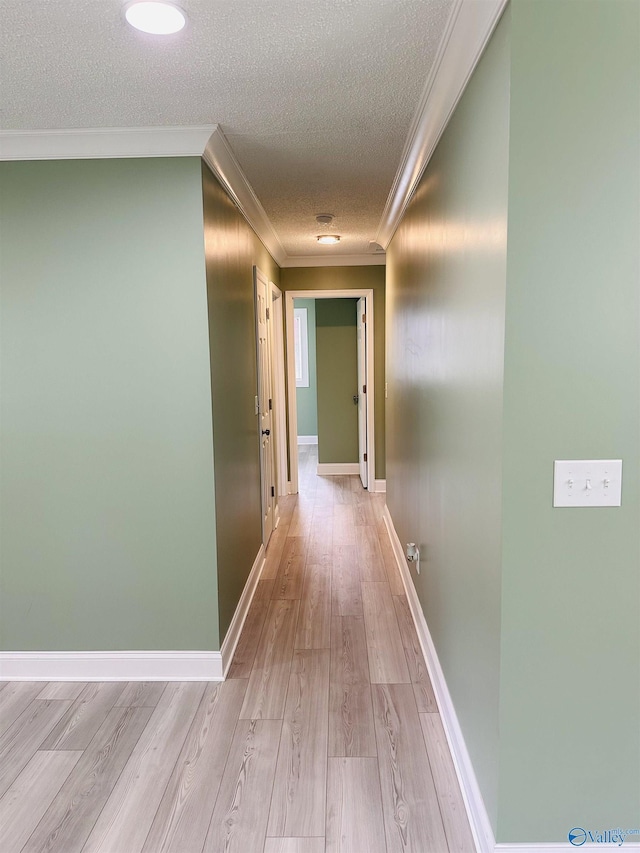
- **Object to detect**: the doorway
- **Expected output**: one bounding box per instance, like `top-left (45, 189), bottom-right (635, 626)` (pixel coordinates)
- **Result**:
top-left (285, 289), bottom-right (375, 494)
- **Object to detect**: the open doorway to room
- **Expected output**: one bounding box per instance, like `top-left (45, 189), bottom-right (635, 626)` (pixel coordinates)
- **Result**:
top-left (285, 289), bottom-right (375, 495)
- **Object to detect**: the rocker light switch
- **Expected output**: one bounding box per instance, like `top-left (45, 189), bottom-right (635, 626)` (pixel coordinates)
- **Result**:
top-left (553, 460), bottom-right (622, 507)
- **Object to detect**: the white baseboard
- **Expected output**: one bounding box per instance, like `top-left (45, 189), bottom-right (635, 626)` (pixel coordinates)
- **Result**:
top-left (495, 846), bottom-right (640, 852)
top-left (0, 651), bottom-right (224, 681)
top-left (382, 505), bottom-right (496, 853)
top-left (0, 544), bottom-right (267, 684)
top-left (317, 463), bottom-right (359, 475)
top-left (373, 479), bottom-right (387, 493)
top-left (297, 435), bottom-right (318, 445)
top-left (219, 544), bottom-right (265, 676)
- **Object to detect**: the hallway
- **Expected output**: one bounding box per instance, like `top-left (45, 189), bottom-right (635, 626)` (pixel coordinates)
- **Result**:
top-left (0, 449), bottom-right (475, 853)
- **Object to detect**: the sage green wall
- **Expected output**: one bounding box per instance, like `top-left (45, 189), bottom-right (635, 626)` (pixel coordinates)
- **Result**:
top-left (497, 0), bottom-right (640, 841)
top-left (0, 158), bottom-right (220, 650)
top-left (281, 265), bottom-right (386, 479)
top-left (201, 162), bottom-right (280, 641)
top-left (294, 298), bottom-right (318, 436)
top-left (386, 9), bottom-right (510, 830)
top-left (316, 299), bottom-right (358, 464)
top-left (387, 0), bottom-right (640, 843)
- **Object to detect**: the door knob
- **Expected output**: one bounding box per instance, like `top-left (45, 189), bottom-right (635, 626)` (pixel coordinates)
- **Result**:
top-left (261, 429), bottom-right (270, 436)
top-left (353, 395), bottom-right (359, 405)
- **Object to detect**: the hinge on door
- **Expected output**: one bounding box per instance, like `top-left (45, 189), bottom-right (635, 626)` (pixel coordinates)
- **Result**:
top-left (269, 398), bottom-right (272, 410)
top-left (362, 314), bottom-right (366, 323)
top-left (266, 308), bottom-right (270, 320)
top-left (363, 453), bottom-right (367, 462)
top-left (362, 384), bottom-right (366, 393)
top-left (271, 486), bottom-right (275, 497)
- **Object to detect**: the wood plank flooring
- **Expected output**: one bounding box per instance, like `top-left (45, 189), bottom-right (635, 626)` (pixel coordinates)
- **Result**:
top-left (0, 444), bottom-right (475, 853)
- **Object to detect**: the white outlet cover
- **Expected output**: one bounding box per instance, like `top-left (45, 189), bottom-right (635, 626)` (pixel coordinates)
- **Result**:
top-left (553, 460), bottom-right (622, 507)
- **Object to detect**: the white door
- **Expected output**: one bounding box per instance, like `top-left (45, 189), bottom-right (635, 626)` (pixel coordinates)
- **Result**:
top-left (357, 297), bottom-right (368, 489)
top-left (270, 284), bottom-right (288, 497)
top-left (255, 267), bottom-right (275, 544)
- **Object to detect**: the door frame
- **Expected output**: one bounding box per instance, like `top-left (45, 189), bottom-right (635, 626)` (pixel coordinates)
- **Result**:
top-left (285, 289), bottom-right (375, 494)
top-left (270, 281), bottom-right (288, 498)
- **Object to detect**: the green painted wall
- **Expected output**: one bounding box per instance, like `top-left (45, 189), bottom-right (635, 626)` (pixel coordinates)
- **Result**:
top-left (387, 0), bottom-right (640, 843)
top-left (386, 9), bottom-right (510, 829)
top-left (201, 162), bottom-right (280, 641)
top-left (497, 0), bottom-right (640, 841)
top-left (294, 298), bottom-right (318, 436)
top-left (0, 158), bottom-right (219, 650)
top-left (281, 265), bottom-right (386, 479)
top-left (316, 299), bottom-right (359, 464)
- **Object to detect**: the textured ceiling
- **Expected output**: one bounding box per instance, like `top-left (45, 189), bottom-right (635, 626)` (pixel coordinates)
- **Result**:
top-left (0, 0), bottom-right (454, 258)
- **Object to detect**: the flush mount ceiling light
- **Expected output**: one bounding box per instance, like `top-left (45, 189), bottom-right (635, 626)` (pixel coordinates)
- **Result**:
top-left (124, 1), bottom-right (187, 34)
top-left (315, 215), bottom-right (339, 244)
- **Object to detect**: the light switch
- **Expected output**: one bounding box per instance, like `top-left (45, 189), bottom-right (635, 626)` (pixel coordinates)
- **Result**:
top-left (553, 460), bottom-right (622, 507)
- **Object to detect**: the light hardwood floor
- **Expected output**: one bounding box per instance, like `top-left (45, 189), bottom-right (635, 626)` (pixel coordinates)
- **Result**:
top-left (0, 445), bottom-right (475, 853)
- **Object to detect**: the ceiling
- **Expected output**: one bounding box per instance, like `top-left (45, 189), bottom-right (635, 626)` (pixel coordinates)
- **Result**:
top-left (0, 0), bottom-right (457, 261)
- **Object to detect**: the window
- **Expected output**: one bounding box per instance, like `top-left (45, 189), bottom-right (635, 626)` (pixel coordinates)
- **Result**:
top-left (294, 307), bottom-right (309, 387)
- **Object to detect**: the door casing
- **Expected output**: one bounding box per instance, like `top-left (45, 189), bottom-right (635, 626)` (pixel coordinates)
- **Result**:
top-left (285, 288), bottom-right (376, 494)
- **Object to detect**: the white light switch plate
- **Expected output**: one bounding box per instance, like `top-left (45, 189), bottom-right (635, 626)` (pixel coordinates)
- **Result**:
top-left (553, 460), bottom-right (622, 507)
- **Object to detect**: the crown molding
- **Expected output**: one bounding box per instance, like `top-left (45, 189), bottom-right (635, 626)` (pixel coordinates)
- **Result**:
top-left (202, 127), bottom-right (287, 266)
top-left (375, 0), bottom-right (509, 249)
top-left (280, 254), bottom-right (385, 268)
top-left (0, 125), bottom-right (216, 161)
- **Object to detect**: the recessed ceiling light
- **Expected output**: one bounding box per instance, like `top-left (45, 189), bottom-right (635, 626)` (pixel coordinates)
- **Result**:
top-left (124, 1), bottom-right (186, 35)
top-left (317, 235), bottom-right (341, 245)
